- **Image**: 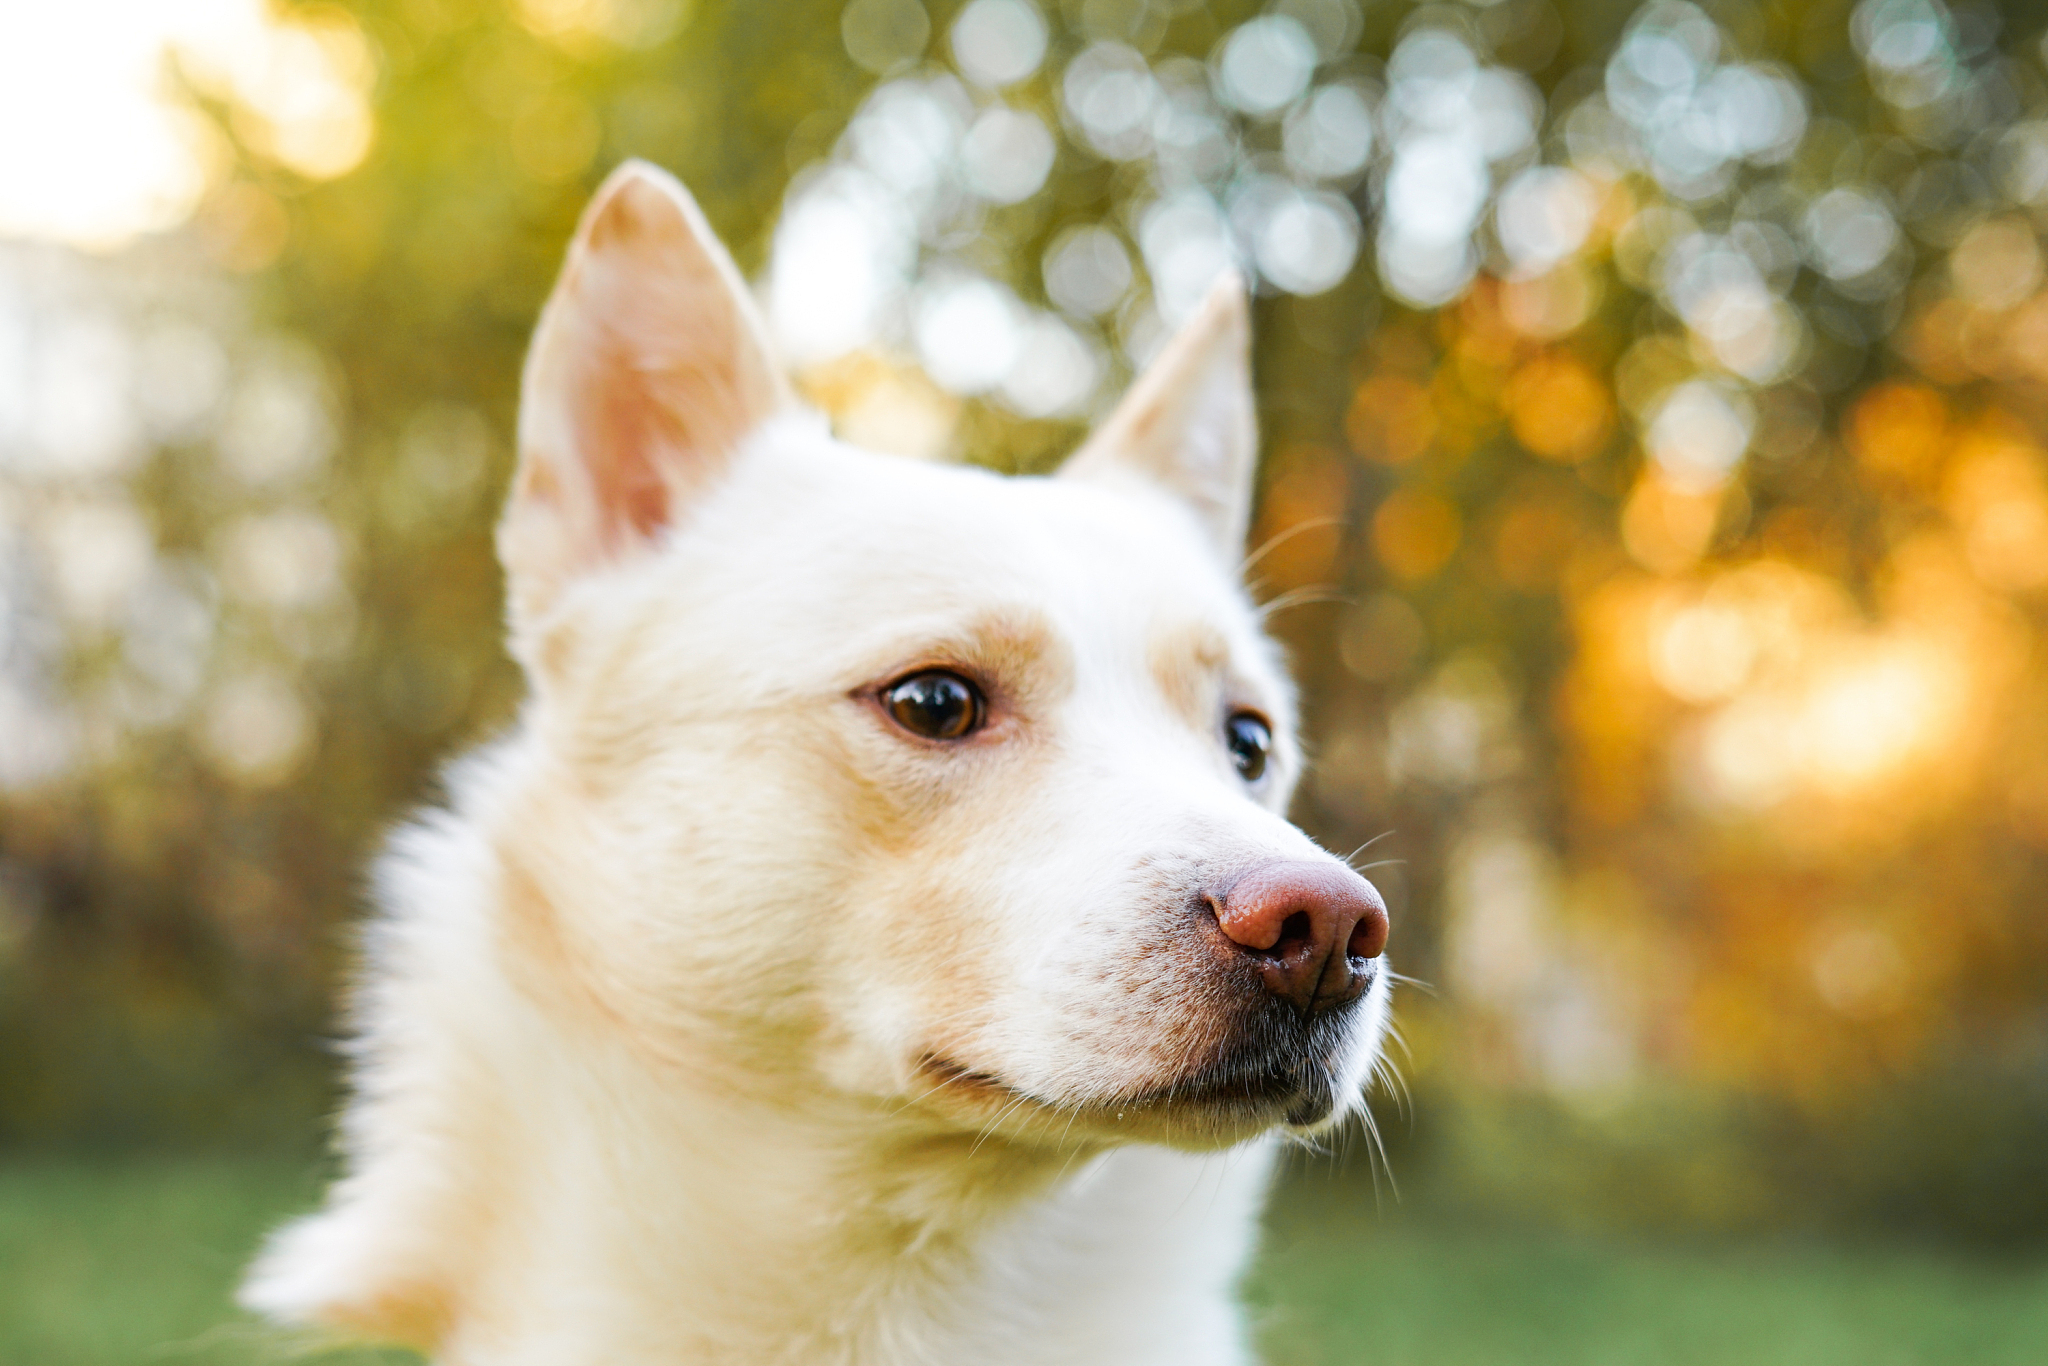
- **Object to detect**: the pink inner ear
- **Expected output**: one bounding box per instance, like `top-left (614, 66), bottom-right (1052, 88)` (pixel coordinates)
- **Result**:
top-left (581, 339), bottom-right (686, 547)
top-left (558, 189), bottom-right (707, 552)
top-left (505, 164), bottom-right (790, 612)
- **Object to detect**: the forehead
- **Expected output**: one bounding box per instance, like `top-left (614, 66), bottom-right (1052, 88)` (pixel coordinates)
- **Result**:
top-left (675, 426), bottom-right (1277, 687)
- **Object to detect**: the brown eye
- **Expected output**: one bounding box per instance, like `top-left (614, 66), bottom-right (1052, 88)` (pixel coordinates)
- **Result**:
top-left (1226, 711), bottom-right (1271, 782)
top-left (884, 671), bottom-right (985, 741)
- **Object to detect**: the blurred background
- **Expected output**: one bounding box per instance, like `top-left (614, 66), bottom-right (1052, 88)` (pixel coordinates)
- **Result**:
top-left (3, 0), bottom-right (2047, 1362)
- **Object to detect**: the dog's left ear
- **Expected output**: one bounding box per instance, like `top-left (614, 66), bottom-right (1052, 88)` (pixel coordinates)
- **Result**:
top-left (501, 160), bottom-right (793, 626)
top-left (1060, 272), bottom-right (1258, 562)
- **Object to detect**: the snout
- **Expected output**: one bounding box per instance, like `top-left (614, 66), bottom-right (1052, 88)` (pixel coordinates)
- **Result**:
top-left (908, 850), bottom-right (1393, 1146)
top-left (1214, 860), bottom-right (1388, 1017)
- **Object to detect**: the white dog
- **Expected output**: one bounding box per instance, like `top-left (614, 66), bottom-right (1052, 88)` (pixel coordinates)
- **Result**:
top-left (242, 161), bottom-right (1391, 1366)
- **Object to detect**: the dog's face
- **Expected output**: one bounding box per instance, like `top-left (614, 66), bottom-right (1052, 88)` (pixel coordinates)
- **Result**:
top-left (493, 164), bottom-right (1389, 1152)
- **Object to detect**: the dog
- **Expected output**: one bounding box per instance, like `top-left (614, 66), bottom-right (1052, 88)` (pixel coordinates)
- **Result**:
top-left (240, 161), bottom-right (1392, 1365)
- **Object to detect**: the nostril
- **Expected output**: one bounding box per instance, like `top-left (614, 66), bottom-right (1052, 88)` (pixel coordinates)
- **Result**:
top-left (1238, 909), bottom-right (1315, 960)
top-left (1347, 909), bottom-right (1389, 961)
top-left (1274, 911), bottom-right (1313, 955)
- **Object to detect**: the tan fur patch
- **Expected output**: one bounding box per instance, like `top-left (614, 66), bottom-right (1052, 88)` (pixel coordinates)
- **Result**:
top-left (1148, 623), bottom-right (1230, 727)
top-left (323, 1282), bottom-right (453, 1353)
top-left (495, 844), bottom-right (634, 1039)
top-left (896, 605), bottom-right (1075, 718)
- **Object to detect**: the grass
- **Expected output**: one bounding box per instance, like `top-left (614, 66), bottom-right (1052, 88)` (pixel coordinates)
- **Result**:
top-left (2, 1152), bottom-right (2045, 1365)
top-left (0, 1155), bottom-right (407, 1366)
top-left (1249, 1175), bottom-right (2048, 1366)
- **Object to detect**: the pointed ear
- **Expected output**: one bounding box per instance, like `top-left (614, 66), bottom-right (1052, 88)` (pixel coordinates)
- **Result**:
top-left (1060, 273), bottom-right (1258, 561)
top-left (499, 160), bottom-right (793, 624)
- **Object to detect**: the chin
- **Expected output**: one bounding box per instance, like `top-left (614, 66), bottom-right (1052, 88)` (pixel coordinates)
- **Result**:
top-left (911, 985), bottom-right (1385, 1152)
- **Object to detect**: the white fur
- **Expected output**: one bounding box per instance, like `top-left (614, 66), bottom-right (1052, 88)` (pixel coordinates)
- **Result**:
top-left (242, 164), bottom-right (1389, 1366)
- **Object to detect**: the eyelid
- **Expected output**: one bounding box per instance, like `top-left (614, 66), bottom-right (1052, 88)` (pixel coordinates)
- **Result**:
top-left (853, 610), bottom-right (1070, 719)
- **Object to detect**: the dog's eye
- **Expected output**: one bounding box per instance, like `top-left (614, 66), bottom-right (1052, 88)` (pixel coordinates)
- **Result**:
top-left (1226, 711), bottom-right (1272, 782)
top-left (884, 670), bottom-right (986, 741)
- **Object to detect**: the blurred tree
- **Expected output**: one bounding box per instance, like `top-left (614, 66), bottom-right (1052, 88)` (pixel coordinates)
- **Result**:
top-left (2, 0), bottom-right (2046, 1246)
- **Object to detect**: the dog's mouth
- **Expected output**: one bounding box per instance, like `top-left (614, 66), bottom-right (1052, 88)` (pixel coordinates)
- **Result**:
top-left (917, 1044), bottom-right (1346, 1133)
top-left (915, 971), bottom-right (1377, 1141)
top-left (1141, 1054), bottom-right (1342, 1128)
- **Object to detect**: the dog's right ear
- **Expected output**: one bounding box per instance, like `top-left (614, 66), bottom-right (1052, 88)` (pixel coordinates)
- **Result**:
top-left (500, 160), bottom-right (792, 626)
top-left (1059, 272), bottom-right (1258, 564)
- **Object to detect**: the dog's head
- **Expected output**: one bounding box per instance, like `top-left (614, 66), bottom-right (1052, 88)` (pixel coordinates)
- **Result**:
top-left (492, 163), bottom-right (1389, 1151)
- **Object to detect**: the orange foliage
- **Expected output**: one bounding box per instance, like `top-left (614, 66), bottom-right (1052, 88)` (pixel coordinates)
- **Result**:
top-left (1846, 382), bottom-right (1950, 494)
top-left (1344, 375), bottom-right (1437, 464)
top-left (1372, 486), bottom-right (1461, 580)
top-left (1493, 493), bottom-right (1579, 592)
top-left (1506, 354), bottom-right (1613, 462)
top-left (1620, 472), bottom-right (1725, 574)
top-left (1942, 429), bottom-right (2048, 593)
top-left (1251, 450), bottom-right (1350, 593)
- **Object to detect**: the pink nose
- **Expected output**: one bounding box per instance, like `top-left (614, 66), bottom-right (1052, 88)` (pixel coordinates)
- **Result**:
top-left (1215, 860), bottom-right (1389, 1016)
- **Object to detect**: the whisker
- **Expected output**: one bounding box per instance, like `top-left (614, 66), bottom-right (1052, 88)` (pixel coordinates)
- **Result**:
top-left (969, 1092), bottom-right (1036, 1155)
top-left (884, 1068), bottom-right (978, 1118)
top-left (1340, 830), bottom-right (1397, 864)
top-left (1358, 1094), bottom-right (1399, 1206)
top-left (1241, 517), bottom-right (1345, 576)
top-left (1258, 585), bottom-right (1355, 620)
top-left (1371, 1050), bottom-right (1413, 1125)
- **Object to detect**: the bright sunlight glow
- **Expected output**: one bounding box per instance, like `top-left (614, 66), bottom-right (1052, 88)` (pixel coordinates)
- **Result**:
top-left (0, 0), bottom-right (374, 252)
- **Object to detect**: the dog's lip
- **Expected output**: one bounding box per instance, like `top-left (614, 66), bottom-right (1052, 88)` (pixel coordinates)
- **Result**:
top-left (915, 1051), bottom-right (1337, 1124)
top-left (918, 1055), bottom-right (1020, 1099)
top-left (1121, 1054), bottom-right (1341, 1125)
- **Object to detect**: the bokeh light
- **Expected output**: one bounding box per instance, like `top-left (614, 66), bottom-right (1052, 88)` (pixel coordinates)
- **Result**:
top-left (0, 0), bottom-right (373, 250)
